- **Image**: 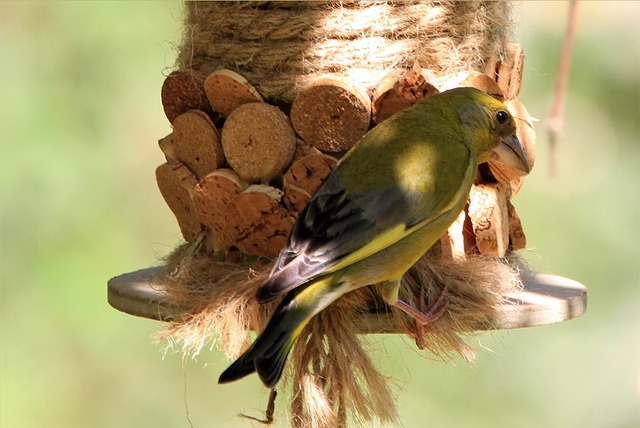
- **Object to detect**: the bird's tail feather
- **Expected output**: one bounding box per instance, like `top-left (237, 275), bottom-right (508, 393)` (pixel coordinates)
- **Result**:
top-left (219, 275), bottom-right (343, 388)
top-left (218, 284), bottom-right (310, 387)
top-left (254, 329), bottom-right (298, 388)
top-left (217, 345), bottom-right (257, 384)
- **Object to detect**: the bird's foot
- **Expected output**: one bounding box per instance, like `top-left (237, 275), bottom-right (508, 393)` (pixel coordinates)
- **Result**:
top-left (240, 389), bottom-right (277, 425)
top-left (396, 285), bottom-right (449, 349)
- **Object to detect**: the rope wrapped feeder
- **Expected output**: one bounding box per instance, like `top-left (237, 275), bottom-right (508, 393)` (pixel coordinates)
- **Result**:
top-left (108, 2), bottom-right (586, 427)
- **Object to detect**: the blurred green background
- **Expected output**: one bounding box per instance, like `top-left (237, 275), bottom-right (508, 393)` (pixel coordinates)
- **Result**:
top-left (1, 1), bottom-right (638, 427)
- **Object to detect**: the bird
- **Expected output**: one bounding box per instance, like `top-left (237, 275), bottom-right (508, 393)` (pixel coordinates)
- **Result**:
top-left (218, 87), bottom-right (530, 388)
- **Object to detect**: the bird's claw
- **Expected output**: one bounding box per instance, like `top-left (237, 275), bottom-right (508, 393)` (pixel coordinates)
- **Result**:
top-left (414, 285), bottom-right (449, 349)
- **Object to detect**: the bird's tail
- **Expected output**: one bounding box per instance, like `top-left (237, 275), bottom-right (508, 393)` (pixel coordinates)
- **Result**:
top-left (218, 275), bottom-right (344, 388)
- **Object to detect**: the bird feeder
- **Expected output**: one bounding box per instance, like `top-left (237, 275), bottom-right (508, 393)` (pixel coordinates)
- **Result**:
top-left (108, 2), bottom-right (587, 427)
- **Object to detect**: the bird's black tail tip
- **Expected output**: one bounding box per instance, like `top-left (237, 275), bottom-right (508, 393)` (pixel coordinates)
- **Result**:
top-left (218, 356), bottom-right (256, 384)
top-left (255, 356), bottom-right (287, 389)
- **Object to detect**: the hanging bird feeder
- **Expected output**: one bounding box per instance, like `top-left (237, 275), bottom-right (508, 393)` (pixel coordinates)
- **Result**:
top-left (108, 2), bottom-right (586, 427)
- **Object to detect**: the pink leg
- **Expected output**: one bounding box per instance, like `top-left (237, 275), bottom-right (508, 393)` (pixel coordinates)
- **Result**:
top-left (393, 285), bottom-right (449, 349)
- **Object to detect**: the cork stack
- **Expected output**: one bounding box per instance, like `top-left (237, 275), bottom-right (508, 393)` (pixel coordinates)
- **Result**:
top-left (156, 43), bottom-right (535, 261)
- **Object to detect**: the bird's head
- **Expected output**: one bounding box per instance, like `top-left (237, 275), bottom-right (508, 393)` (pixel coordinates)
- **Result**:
top-left (453, 87), bottom-right (530, 175)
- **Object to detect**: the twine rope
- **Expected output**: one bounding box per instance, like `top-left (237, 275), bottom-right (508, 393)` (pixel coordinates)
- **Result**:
top-left (178, 1), bottom-right (512, 101)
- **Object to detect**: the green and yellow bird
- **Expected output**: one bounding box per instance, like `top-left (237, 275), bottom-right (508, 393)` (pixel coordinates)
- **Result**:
top-left (219, 87), bottom-right (530, 388)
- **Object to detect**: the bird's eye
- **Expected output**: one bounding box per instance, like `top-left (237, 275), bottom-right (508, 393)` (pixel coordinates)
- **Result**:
top-left (495, 110), bottom-right (510, 125)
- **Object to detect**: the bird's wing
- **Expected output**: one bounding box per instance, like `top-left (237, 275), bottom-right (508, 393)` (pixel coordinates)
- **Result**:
top-left (256, 164), bottom-right (458, 302)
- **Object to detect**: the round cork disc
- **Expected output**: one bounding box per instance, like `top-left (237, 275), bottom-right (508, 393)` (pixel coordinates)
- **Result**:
top-left (204, 69), bottom-right (264, 118)
top-left (221, 103), bottom-right (297, 183)
top-left (223, 186), bottom-right (294, 258)
top-left (155, 162), bottom-right (202, 241)
top-left (191, 169), bottom-right (245, 245)
top-left (161, 69), bottom-right (212, 123)
top-left (283, 154), bottom-right (337, 213)
top-left (290, 77), bottom-right (371, 152)
top-left (371, 68), bottom-right (439, 124)
top-left (172, 110), bottom-right (225, 180)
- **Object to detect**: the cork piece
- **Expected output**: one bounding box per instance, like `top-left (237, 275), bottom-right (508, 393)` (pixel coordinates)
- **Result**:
top-left (507, 199), bottom-right (527, 250)
top-left (221, 102), bottom-right (297, 183)
top-left (489, 98), bottom-right (537, 182)
top-left (204, 69), bottom-right (264, 118)
top-left (292, 138), bottom-right (322, 162)
top-left (462, 204), bottom-right (478, 255)
top-left (191, 169), bottom-right (246, 246)
top-left (436, 73), bottom-right (461, 91)
top-left (201, 229), bottom-right (224, 259)
top-left (283, 154), bottom-right (338, 213)
top-left (290, 77), bottom-right (371, 152)
top-left (460, 71), bottom-right (505, 100)
top-left (371, 65), bottom-right (439, 124)
top-left (155, 162), bottom-right (202, 241)
top-left (223, 185), bottom-right (295, 258)
top-left (468, 183), bottom-right (509, 257)
top-left (370, 77), bottom-right (398, 123)
top-left (438, 71), bottom-right (503, 101)
top-left (507, 177), bottom-right (524, 198)
top-left (440, 203), bottom-right (478, 259)
top-left (440, 209), bottom-right (468, 260)
top-left (483, 55), bottom-right (501, 84)
top-left (172, 110), bottom-right (225, 180)
top-left (161, 69), bottom-right (212, 123)
top-left (158, 133), bottom-right (176, 161)
top-left (497, 43), bottom-right (525, 100)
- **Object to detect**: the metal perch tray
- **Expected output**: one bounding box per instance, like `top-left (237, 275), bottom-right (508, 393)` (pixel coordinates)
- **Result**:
top-left (108, 266), bottom-right (586, 332)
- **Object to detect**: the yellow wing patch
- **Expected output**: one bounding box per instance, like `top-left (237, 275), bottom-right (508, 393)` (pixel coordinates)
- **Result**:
top-left (323, 223), bottom-right (413, 275)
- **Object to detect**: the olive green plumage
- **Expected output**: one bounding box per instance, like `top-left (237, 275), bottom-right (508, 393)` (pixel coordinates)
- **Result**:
top-left (219, 87), bottom-right (529, 388)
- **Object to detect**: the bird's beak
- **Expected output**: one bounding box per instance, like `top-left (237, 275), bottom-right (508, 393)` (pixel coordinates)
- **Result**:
top-left (492, 135), bottom-right (530, 175)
